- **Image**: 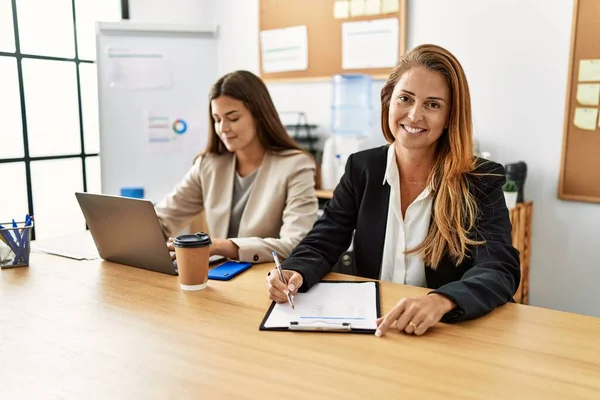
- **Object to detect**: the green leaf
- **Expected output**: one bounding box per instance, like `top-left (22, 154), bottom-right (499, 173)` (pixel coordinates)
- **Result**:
top-left (502, 179), bottom-right (518, 192)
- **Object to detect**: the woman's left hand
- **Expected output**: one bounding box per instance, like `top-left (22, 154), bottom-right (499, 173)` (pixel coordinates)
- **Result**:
top-left (375, 294), bottom-right (456, 337)
top-left (209, 238), bottom-right (239, 259)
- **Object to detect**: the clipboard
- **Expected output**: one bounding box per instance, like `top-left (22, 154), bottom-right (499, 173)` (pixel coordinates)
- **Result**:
top-left (259, 280), bottom-right (381, 334)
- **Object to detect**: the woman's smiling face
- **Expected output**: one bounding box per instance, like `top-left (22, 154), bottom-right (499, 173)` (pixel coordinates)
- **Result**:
top-left (388, 66), bottom-right (451, 152)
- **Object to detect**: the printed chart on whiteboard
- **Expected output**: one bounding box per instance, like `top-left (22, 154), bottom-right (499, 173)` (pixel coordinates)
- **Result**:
top-left (146, 111), bottom-right (189, 153)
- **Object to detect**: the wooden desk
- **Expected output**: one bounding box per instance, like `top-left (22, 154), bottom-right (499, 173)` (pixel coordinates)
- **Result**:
top-left (315, 189), bottom-right (334, 200)
top-left (2, 254), bottom-right (600, 399)
top-left (315, 189), bottom-right (334, 211)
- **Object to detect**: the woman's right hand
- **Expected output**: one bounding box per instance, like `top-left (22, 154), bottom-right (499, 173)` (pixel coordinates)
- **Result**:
top-left (266, 268), bottom-right (303, 303)
top-left (166, 237), bottom-right (176, 260)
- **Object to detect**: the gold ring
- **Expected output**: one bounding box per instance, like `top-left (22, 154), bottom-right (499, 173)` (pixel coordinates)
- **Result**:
top-left (409, 321), bottom-right (418, 330)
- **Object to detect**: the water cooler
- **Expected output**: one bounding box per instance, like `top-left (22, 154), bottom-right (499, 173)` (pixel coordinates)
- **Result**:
top-left (321, 74), bottom-right (373, 275)
top-left (321, 74), bottom-right (373, 190)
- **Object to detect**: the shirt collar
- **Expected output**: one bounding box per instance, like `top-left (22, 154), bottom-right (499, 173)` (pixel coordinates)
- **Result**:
top-left (383, 144), bottom-right (432, 200)
top-left (383, 144), bottom-right (396, 186)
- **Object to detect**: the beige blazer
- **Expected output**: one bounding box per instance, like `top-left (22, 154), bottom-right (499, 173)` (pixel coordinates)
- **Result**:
top-left (155, 149), bottom-right (318, 263)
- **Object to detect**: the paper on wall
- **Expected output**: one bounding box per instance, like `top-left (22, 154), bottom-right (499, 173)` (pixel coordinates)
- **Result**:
top-left (576, 83), bottom-right (600, 106)
top-left (573, 107), bottom-right (598, 131)
top-left (342, 18), bottom-right (399, 69)
top-left (105, 47), bottom-right (171, 90)
top-left (365, 0), bottom-right (382, 15)
top-left (260, 25), bottom-right (308, 73)
top-left (350, 0), bottom-right (366, 17)
top-left (578, 59), bottom-right (600, 82)
top-left (381, 0), bottom-right (399, 13)
top-left (333, 0), bottom-right (350, 18)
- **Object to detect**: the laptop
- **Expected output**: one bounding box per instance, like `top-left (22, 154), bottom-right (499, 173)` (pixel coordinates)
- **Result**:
top-left (75, 192), bottom-right (223, 275)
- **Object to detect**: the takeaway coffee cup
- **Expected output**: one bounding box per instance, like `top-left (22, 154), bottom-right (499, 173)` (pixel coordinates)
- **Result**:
top-left (173, 232), bottom-right (212, 291)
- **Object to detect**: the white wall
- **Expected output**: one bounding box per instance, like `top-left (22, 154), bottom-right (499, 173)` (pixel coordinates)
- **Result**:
top-left (214, 0), bottom-right (259, 76)
top-left (128, 0), bottom-right (216, 26)
top-left (131, 0), bottom-right (600, 318)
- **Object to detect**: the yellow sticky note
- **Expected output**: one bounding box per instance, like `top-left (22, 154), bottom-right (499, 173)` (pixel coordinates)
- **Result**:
top-left (350, 0), bottom-right (365, 17)
top-left (333, 0), bottom-right (349, 19)
top-left (365, 0), bottom-right (382, 15)
top-left (578, 59), bottom-right (600, 82)
top-left (576, 83), bottom-right (600, 106)
top-left (574, 107), bottom-right (598, 131)
top-left (382, 0), bottom-right (399, 13)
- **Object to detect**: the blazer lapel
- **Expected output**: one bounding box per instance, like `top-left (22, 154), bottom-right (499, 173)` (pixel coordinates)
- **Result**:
top-left (354, 147), bottom-right (390, 280)
top-left (210, 154), bottom-right (235, 239)
top-left (367, 180), bottom-right (390, 280)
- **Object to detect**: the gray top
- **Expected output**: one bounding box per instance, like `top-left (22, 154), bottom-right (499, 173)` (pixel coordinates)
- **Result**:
top-left (227, 169), bottom-right (259, 238)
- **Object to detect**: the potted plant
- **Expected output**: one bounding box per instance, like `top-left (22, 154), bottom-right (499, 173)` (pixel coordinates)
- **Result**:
top-left (502, 180), bottom-right (518, 209)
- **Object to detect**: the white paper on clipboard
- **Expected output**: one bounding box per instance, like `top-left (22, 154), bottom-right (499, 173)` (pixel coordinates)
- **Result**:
top-left (263, 281), bottom-right (378, 330)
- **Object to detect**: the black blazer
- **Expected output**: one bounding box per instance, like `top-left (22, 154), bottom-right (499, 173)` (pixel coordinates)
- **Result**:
top-left (282, 146), bottom-right (520, 323)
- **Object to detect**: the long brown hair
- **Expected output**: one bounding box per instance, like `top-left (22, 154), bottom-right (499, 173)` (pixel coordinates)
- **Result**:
top-left (381, 44), bottom-right (483, 268)
top-left (204, 70), bottom-right (301, 155)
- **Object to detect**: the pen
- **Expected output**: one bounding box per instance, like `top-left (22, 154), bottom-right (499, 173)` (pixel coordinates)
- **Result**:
top-left (18, 216), bottom-right (32, 263)
top-left (21, 215), bottom-right (30, 240)
top-left (11, 219), bottom-right (21, 244)
top-left (272, 251), bottom-right (295, 309)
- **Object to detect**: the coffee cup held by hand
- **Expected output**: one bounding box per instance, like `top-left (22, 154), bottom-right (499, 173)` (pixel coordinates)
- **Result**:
top-left (173, 233), bottom-right (211, 291)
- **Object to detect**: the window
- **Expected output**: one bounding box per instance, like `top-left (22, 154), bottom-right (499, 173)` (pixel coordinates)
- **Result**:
top-left (0, 0), bottom-right (15, 52)
top-left (0, 0), bottom-right (121, 239)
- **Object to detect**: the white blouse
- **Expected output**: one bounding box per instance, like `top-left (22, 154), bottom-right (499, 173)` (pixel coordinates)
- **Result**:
top-left (380, 145), bottom-right (432, 287)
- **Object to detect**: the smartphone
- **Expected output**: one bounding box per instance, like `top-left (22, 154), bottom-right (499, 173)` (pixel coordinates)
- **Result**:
top-left (209, 255), bottom-right (225, 264)
top-left (208, 261), bottom-right (252, 281)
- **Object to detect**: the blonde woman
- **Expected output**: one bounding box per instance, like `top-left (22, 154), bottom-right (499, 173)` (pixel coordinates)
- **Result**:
top-left (156, 71), bottom-right (318, 263)
top-left (266, 44), bottom-right (520, 336)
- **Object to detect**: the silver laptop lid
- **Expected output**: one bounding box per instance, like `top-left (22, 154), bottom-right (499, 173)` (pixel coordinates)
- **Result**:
top-left (75, 192), bottom-right (176, 275)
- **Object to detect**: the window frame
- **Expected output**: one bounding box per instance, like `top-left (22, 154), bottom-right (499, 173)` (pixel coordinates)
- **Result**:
top-left (0, 0), bottom-right (128, 239)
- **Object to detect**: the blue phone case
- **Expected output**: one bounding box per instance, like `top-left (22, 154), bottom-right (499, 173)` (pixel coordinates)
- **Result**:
top-left (208, 261), bottom-right (252, 281)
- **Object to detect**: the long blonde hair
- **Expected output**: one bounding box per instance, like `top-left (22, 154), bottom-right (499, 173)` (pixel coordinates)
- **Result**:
top-left (381, 44), bottom-right (483, 268)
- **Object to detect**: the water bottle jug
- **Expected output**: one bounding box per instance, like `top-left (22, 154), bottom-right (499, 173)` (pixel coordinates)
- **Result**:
top-left (330, 74), bottom-right (372, 136)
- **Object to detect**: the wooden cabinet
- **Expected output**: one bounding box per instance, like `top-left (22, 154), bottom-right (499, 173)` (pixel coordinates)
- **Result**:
top-left (509, 202), bottom-right (533, 304)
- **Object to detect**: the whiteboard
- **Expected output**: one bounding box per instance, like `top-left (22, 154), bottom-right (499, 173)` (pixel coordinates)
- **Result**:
top-left (95, 22), bottom-right (218, 203)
